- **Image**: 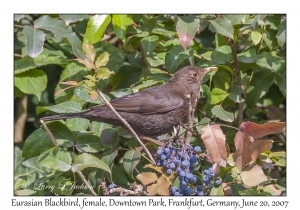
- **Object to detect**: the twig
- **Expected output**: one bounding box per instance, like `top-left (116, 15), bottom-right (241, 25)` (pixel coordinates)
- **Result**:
top-left (96, 89), bottom-right (155, 164)
top-left (226, 37), bottom-right (243, 127)
top-left (40, 119), bottom-right (59, 148)
top-left (14, 95), bottom-right (28, 143)
top-left (77, 171), bottom-right (97, 196)
top-left (185, 94), bottom-right (193, 145)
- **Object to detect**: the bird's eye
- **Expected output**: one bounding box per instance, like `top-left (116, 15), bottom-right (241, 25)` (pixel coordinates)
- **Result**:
top-left (193, 72), bottom-right (198, 77)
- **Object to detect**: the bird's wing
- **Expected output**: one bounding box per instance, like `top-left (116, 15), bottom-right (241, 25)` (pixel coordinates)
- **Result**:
top-left (106, 89), bottom-right (185, 114)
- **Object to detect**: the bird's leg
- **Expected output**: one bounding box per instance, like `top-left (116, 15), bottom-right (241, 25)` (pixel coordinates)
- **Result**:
top-left (140, 136), bottom-right (163, 146)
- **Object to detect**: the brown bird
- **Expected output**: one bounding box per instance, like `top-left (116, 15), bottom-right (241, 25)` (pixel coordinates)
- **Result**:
top-left (41, 66), bottom-right (217, 137)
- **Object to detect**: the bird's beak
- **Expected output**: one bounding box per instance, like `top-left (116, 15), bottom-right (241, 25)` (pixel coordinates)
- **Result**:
top-left (204, 67), bottom-right (218, 74)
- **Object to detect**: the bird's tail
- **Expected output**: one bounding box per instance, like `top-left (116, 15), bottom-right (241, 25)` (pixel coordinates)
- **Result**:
top-left (40, 111), bottom-right (88, 122)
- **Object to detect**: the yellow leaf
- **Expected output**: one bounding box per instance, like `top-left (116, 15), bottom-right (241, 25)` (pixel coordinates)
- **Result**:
top-left (96, 52), bottom-right (110, 68)
top-left (144, 164), bottom-right (164, 174)
top-left (76, 58), bottom-right (95, 70)
top-left (157, 176), bottom-right (170, 195)
top-left (84, 43), bottom-right (96, 62)
top-left (136, 172), bottom-right (158, 185)
top-left (147, 184), bottom-right (158, 196)
top-left (96, 67), bottom-right (114, 80)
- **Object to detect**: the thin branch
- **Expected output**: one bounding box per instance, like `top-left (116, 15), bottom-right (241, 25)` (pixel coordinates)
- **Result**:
top-left (77, 171), bottom-right (97, 196)
top-left (40, 119), bottom-right (59, 148)
top-left (226, 37), bottom-right (243, 127)
top-left (96, 89), bottom-right (155, 164)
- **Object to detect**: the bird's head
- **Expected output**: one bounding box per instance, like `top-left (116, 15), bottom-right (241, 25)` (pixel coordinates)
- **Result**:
top-left (169, 66), bottom-right (218, 92)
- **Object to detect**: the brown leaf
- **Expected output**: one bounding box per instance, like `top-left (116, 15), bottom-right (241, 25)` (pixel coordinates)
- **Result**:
top-left (266, 105), bottom-right (286, 121)
top-left (201, 124), bottom-right (227, 166)
top-left (240, 165), bottom-right (267, 187)
top-left (60, 81), bottom-right (78, 86)
top-left (76, 58), bottom-right (95, 70)
top-left (222, 183), bottom-right (232, 196)
top-left (250, 139), bottom-right (273, 160)
top-left (147, 184), bottom-right (158, 196)
top-left (233, 131), bottom-right (253, 171)
top-left (84, 43), bottom-right (96, 62)
top-left (89, 90), bottom-right (98, 100)
top-left (136, 172), bottom-right (158, 185)
top-left (240, 121), bottom-right (286, 139)
top-left (156, 176), bottom-right (170, 196)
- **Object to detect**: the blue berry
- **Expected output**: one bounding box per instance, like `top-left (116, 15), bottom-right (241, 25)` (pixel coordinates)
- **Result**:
top-left (204, 169), bottom-right (210, 175)
top-left (169, 162), bottom-right (175, 169)
top-left (171, 186), bottom-right (178, 192)
top-left (203, 176), bottom-right (210, 184)
top-left (197, 185), bottom-right (203, 191)
top-left (163, 160), bottom-right (168, 167)
top-left (156, 160), bottom-right (162, 166)
top-left (177, 167), bottom-right (182, 172)
top-left (179, 171), bottom-right (186, 177)
top-left (190, 155), bottom-right (197, 163)
top-left (179, 183), bottom-right (187, 191)
top-left (181, 160), bottom-right (190, 167)
top-left (156, 150), bottom-right (162, 155)
top-left (184, 187), bottom-right (194, 195)
top-left (178, 151), bottom-right (183, 157)
top-left (214, 178), bottom-right (221, 185)
top-left (192, 160), bottom-right (198, 166)
top-left (160, 154), bottom-right (166, 161)
top-left (165, 147), bottom-right (171, 154)
top-left (181, 179), bottom-right (188, 185)
top-left (194, 146), bottom-right (201, 153)
top-left (186, 173), bottom-right (193, 180)
top-left (167, 168), bottom-right (172, 175)
top-left (208, 167), bottom-right (214, 174)
top-left (108, 183), bottom-right (115, 189)
top-left (174, 192), bottom-right (181, 196)
top-left (197, 191), bottom-right (204, 196)
top-left (190, 176), bottom-right (197, 184)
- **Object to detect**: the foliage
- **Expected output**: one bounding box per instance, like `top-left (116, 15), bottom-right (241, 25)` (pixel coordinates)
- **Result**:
top-left (14, 14), bottom-right (286, 196)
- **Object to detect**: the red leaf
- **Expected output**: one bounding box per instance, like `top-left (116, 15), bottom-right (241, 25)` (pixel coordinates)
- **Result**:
top-left (240, 121), bottom-right (286, 139)
top-left (178, 33), bottom-right (193, 51)
top-left (233, 131), bottom-right (253, 170)
top-left (60, 81), bottom-right (78, 86)
top-left (201, 124), bottom-right (227, 166)
top-left (250, 139), bottom-right (273, 160)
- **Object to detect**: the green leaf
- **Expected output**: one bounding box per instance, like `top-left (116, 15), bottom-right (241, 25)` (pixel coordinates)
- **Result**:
top-left (196, 117), bottom-right (211, 134)
top-left (48, 176), bottom-right (73, 195)
top-left (109, 88), bottom-right (132, 99)
top-left (101, 149), bottom-right (118, 182)
top-left (246, 69), bottom-right (274, 108)
top-left (165, 45), bottom-right (194, 73)
top-left (276, 19), bottom-right (286, 47)
top-left (74, 85), bottom-right (108, 104)
top-left (224, 15), bottom-right (247, 25)
top-left (95, 52), bottom-right (110, 68)
top-left (201, 84), bottom-right (211, 103)
top-left (59, 14), bottom-right (90, 26)
top-left (230, 183), bottom-right (247, 195)
top-left (274, 72), bottom-right (286, 97)
top-left (72, 153), bottom-right (111, 173)
top-left (92, 122), bottom-right (113, 137)
top-left (66, 118), bottom-right (90, 131)
top-left (15, 147), bottom-right (35, 179)
top-left (211, 105), bottom-right (234, 122)
top-left (123, 149), bottom-right (141, 178)
top-left (22, 26), bottom-right (45, 58)
top-left (112, 14), bottom-right (133, 42)
top-left (141, 35), bottom-right (159, 55)
top-left (210, 185), bottom-right (224, 195)
top-left (15, 189), bottom-right (36, 196)
top-left (46, 121), bottom-right (76, 147)
top-left (210, 88), bottom-right (229, 104)
top-left (14, 54), bottom-right (68, 75)
top-left (229, 86), bottom-right (244, 103)
top-left (22, 129), bottom-right (54, 158)
top-left (210, 16), bottom-right (234, 39)
top-left (39, 101), bottom-right (82, 114)
top-left (34, 15), bottom-right (86, 59)
top-left (83, 15), bottom-right (111, 44)
top-left (237, 49), bottom-right (259, 63)
top-left (22, 156), bottom-right (51, 174)
top-left (211, 45), bottom-right (232, 65)
top-left (176, 15), bottom-right (200, 50)
top-left (251, 31), bottom-right (262, 45)
top-left (95, 42), bottom-right (126, 73)
top-left (75, 133), bottom-right (103, 153)
top-left (100, 128), bottom-right (119, 149)
top-left (257, 52), bottom-right (285, 73)
top-left (38, 147), bottom-right (72, 172)
top-left (14, 69), bottom-right (47, 101)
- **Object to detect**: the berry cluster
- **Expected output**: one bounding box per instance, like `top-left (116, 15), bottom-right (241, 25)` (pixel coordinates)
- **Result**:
top-left (155, 144), bottom-right (203, 195)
